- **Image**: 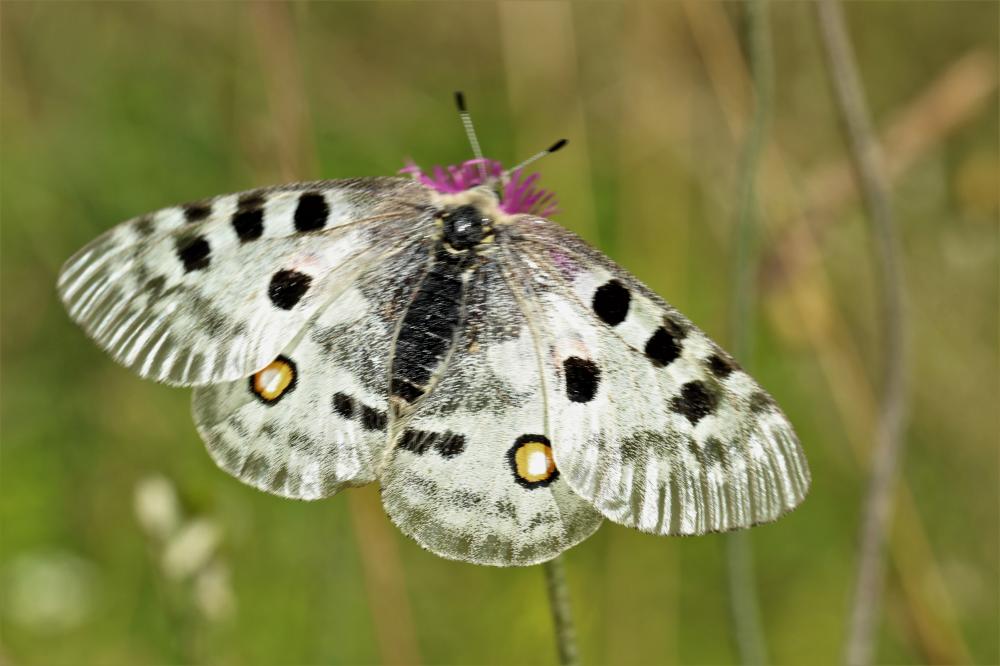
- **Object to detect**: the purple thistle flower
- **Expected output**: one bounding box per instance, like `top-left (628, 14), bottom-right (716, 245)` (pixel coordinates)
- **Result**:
top-left (401, 158), bottom-right (559, 217)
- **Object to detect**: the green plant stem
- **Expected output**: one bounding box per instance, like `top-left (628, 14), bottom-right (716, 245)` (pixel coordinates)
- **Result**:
top-left (726, 0), bottom-right (773, 663)
top-left (726, 532), bottom-right (767, 665)
top-left (814, 2), bottom-right (909, 665)
top-left (543, 555), bottom-right (579, 666)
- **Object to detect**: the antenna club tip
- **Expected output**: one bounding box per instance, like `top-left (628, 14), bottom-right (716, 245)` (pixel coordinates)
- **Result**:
top-left (454, 91), bottom-right (467, 112)
top-left (548, 138), bottom-right (568, 153)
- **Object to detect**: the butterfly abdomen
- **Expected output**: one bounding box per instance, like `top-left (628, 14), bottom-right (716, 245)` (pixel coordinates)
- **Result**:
top-left (390, 247), bottom-right (471, 404)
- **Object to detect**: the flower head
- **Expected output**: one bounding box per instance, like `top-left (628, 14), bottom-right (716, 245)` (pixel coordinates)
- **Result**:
top-left (401, 158), bottom-right (559, 218)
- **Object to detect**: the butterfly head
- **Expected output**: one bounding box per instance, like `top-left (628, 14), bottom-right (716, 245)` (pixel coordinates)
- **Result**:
top-left (401, 158), bottom-right (559, 218)
top-left (439, 203), bottom-right (493, 251)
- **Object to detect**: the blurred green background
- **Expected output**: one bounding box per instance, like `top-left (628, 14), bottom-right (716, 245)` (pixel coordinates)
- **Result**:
top-left (2, 2), bottom-right (997, 664)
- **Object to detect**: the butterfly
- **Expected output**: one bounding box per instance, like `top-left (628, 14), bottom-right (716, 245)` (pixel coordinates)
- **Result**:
top-left (57, 93), bottom-right (809, 567)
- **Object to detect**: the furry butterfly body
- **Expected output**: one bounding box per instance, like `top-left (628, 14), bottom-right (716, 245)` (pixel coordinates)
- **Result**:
top-left (59, 155), bottom-right (809, 566)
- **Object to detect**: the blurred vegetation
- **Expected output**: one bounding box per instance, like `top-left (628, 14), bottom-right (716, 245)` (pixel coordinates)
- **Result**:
top-left (1, 2), bottom-right (997, 665)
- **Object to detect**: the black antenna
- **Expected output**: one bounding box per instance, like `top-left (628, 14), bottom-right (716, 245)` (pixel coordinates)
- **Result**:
top-left (547, 138), bottom-right (568, 153)
top-left (507, 138), bottom-right (569, 174)
top-left (454, 91), bottom-right (486, 181)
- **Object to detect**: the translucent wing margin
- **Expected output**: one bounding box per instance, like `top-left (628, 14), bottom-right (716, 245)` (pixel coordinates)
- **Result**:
top-left (58, 177), bottom-right (427, 386)
top-left (502, 219), bottom-right (810, 535)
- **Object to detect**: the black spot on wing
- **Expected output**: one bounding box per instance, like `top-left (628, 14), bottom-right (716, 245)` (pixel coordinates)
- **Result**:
top-left (707, 353), bottom-right (738, 378)
top-left (563, 357), bottom-right (601, 403)
top-left (268, 270), bottom-right (312, 310)
top-left (645, 324), bottom-right (683, 367)
top-left (332, 392), bottom-right (355, 419)
top-left (134, 215), bottom-right (155, 236)
top-left (238, 193), bottom-right (265, 209)
top-left (397, 428), bottom-right (466, 458)
top-left (436, 432), bottom-right (466, 458)
top-left (183, 202), bottom-right (212, 222)
top-left (332, 391), bottom-right (387, 430)
top-left (398, 429), bottom-right (432, 454)
top-left (294, 192), bottom-right (329, 232)
top-left (361, 405), bottom-right (387, 431)
top-left (176, 235), bottom-right (211, 272)
top-left (592, 279), bottom-right (631, 326)
top-left (232, 204), bottom-right (264, 242)
top-left (670, 381), bottom-right (719, 425)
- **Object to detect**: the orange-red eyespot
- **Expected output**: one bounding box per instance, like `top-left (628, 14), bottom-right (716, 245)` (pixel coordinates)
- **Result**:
top-left (249, 356), bottom-right (297, 404)
top-left (507, 435), bottom-right (558, 489)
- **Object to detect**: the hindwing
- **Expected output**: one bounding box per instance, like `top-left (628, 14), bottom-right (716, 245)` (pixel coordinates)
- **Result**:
top-left (192, 237), bottom-right (433, 499)
top-left (380, 261), bottom-right (603, 566)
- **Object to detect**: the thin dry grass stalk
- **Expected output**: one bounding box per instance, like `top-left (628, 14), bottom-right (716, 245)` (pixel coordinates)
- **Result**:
top-left (249, 2), bottom-right (318, 182)
top-left (726, 0), bottom-right (773, 663)
top-left (544, 555), bottom-right (579, 666)
top-left (497, 0), bottom-right (599, 242)
top-left (249, 6), bottom-right (421, 664)
top-left (768, 48), bottom-right (997, 282)
top-left (610, 5), bottom-right (687, 663)
top-left (813, 1), bottom-right (909, 664)
top-left (497, 5), bottom-right (601, 663)
top-left (683, 3), bottom-right (974, 660)
top-left (347, 487), bottom-right (423, 666)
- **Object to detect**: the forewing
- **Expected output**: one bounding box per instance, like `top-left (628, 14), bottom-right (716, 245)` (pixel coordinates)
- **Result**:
top-left (379, 261), bottom-right (603, 566)
top-left (58, 177), bottom-right (428, 386)
top-left (503, 219), bottom-right (810, 535)
top-left (192, 238), bottom-right (432, 499)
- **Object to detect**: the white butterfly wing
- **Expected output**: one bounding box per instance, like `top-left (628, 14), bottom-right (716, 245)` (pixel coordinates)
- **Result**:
top-left (192, 238), bottom-right (434, 499)
top-left (379, 262), bottom-right (603, 566)
top-left (60, 167), bottom-right (807, 562)
top-left (503, 219), bottom-right (810, 535)
top-left (58, 178), bottom-right (427, 386)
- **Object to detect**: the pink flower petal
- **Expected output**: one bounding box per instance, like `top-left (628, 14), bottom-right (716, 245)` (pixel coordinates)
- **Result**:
top-left (399, 159), bottom-right (558, 217)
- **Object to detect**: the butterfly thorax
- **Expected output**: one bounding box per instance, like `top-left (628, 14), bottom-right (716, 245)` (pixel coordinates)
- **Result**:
top-left (440, 204), bottom-right (495, 252)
